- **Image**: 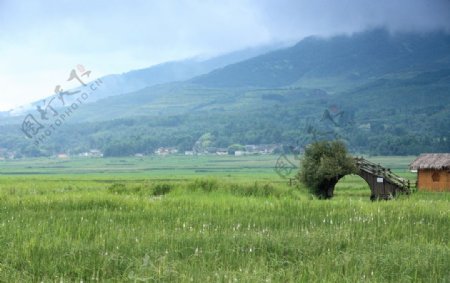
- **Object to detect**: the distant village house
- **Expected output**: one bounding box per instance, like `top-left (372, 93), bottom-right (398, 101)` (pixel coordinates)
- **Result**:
top-left (79, 149), bottom-right (103, 158)
top-left (155, 147), bottom-right (178, 156)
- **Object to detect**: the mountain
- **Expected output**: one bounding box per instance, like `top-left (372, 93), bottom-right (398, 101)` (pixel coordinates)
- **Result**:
top-left (192, 29), bottom-right (450, 90)
top-left (68, 28), bottom-right (450, 122)
top-left (4, 43), bottom-right (283, 117)
top-left (88, 42), bottom-right (284, 101)
top-left (1, 29), bottom-right (449, 157)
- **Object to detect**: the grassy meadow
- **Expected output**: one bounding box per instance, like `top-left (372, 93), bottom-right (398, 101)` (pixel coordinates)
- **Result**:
top-left (0, 155), bottom-right (448, 282)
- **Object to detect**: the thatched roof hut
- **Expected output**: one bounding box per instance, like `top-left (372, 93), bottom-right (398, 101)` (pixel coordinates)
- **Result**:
top-left (410, 153), bottom-right (450, 192)
top-left (410, 153), bottom-right (450, 170)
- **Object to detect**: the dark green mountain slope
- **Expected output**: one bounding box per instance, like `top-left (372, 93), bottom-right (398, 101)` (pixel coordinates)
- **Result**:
top-left (192, 29), bottom-right (450, 89)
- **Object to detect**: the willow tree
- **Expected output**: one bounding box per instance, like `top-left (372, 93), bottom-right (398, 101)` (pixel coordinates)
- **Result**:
top-left (299, 140), bottom-right (357, 198)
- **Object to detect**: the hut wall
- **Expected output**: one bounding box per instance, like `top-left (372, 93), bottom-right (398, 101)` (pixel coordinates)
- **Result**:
top-left (417, 169), bottom-right (450, 192)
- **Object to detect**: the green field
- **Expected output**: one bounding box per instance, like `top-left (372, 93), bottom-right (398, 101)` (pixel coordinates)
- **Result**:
top-left (0, 155), bottom-right (448, 282)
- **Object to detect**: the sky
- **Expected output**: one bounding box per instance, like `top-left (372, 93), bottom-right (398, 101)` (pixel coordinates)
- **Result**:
top-left (0, 0), bottom-right (449, 111)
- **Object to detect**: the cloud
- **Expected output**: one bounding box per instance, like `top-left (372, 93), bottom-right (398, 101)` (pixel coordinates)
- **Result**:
top-left (0, 0), bottom-right (449, 110)
top-left (252, 0), bottom-right (450, 40)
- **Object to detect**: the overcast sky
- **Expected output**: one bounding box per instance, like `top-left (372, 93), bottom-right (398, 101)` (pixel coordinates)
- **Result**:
top-left (0, 0), bottom-right (449, 110)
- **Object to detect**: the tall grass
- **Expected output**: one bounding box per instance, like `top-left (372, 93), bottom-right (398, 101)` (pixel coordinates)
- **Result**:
top-left (0, 177), bottom-right (448, 282)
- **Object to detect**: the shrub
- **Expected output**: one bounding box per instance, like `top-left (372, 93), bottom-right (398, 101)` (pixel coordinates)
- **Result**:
top-left (187, 178), bottom-right (219, 192)
top-left (152, 184), bottom-right (173, 196)
top-left (299, 140), bottom-right (357, 198)
top-left (107, 183), bottom-right (128, 194)
top-left (108, 182), bottom-right (174, 196)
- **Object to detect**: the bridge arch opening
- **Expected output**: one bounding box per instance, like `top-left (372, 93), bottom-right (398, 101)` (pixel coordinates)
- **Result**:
top-left (333, 174), bottom-right (372, 199)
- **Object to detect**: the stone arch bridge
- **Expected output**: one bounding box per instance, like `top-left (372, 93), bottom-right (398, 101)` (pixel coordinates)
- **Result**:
top-left (288, 157), bottom-right (411, 200)
top-left (339, 157), bottom-right (411, 200)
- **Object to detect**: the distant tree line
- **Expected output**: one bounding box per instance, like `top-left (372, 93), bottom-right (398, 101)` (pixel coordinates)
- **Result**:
top-left (0, 102), bottom-right (449, 158)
